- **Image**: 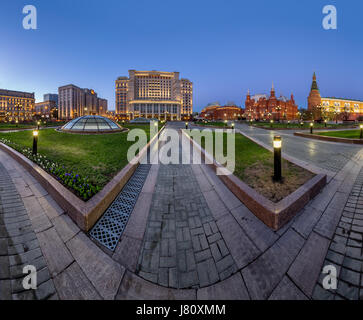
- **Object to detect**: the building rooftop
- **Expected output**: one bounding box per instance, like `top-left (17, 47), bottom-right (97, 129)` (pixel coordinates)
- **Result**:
top-left (323, 97), bottom-right (363, 103)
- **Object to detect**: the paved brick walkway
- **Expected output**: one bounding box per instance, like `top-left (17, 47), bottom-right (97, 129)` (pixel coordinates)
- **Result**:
top-left (313, 167), bottom-right (363, 300)
top-left (137, 163), bottom-right (237, 288)
top-left (0, 162), bottom-right (57, 300)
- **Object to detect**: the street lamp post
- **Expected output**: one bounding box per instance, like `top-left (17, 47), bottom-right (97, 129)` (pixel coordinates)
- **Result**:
top-left (360, 124), bottom-right (363, 139)
top-left (37, 121), bottom-right (40, 130)
top-left (32, 130), bottom-right (38, 155)
top-left (273, 136), bottom-right (282, 181)
top-left (310, 122), bottom-right (314, 134)
top-left (324, 119), bottom-right (327, 128)
top-left (270, 120), bottom-right (274, 128)
top-left (185, 122), bottom-right (189, 129)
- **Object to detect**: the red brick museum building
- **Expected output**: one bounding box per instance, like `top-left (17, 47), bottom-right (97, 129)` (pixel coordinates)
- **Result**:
top-left (244, 84), bottom-right (298, 121)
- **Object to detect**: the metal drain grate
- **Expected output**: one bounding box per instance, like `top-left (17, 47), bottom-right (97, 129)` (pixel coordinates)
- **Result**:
top-left (89, 164), bottom-right (151, 251)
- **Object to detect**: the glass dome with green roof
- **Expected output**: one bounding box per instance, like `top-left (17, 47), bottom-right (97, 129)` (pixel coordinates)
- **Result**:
top-left (61, 115), bottom-right (123, 134)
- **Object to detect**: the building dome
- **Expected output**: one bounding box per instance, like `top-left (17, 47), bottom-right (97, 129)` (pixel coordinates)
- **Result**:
top-left (60, 115), bottom-right (123, 134)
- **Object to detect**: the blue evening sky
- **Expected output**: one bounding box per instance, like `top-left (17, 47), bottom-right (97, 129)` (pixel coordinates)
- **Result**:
top-left (0, 0), bottom-right (362, 111)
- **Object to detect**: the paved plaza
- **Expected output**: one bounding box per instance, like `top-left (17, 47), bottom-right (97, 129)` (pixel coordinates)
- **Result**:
top-left (1, 123), bottom-right (363, 300)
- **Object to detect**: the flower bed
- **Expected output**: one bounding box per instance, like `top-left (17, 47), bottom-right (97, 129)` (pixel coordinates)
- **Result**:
top-left (0, 138), bottom-right (100, 200)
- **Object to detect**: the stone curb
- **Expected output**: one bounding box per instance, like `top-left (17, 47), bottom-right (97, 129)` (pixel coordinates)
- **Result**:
top-left (294, 131), bottom-right (363, 145)
top-left (0, 126), bottom-right (165, 232)
top-left (252, 125), bottom-right (358, 131)
top-left (182, 130), bottom-right (327, 230)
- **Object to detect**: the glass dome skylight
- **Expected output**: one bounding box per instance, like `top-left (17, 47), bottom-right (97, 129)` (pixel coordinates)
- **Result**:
top-left (61, 116), bottom-right (122, 134)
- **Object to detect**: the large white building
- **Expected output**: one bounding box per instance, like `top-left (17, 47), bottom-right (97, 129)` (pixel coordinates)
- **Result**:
top-left (115, 70), bottom-right (193, 120)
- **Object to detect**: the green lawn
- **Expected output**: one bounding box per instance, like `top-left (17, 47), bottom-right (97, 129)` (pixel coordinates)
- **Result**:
top-left (189, 131), bottom-right (314, 202)
top-left (252, 122), bottom-right (355, 130)
top-left (0, 121), bottom-right (67, 130)
top-left (0, 124), bottom-right (160, 199)
top-left (317, 129), bottom-right (362, 139)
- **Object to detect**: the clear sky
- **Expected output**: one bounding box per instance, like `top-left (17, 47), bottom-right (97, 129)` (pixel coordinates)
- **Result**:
top-left (0, 0), bottom-right (362, 111)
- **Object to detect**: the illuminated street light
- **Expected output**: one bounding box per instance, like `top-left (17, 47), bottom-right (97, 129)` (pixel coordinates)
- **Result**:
top-left (270, 119), bottom-right (274, 128)
top-left (360, 124), bottom-right (363, 139)
top-left (185, 122), bottom-right (188, 129)
top-left (273, 136), bottom-right (282, 181)
top-left (310, 122), bottom-right (314, 134)
top-left (37, 121), bottom-right (41, 130)
top-left (324, 119), bottom-right (327, 128)
top-left (32, 130), bottom-right (38, 155)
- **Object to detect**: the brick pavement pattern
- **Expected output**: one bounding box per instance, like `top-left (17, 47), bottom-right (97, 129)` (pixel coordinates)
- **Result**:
top-left (137, 140), bottom-right (237, 288)
top-left (0, 163), bottom-right (57, 300)
top-left (313, 167), bottom-right (363, 300)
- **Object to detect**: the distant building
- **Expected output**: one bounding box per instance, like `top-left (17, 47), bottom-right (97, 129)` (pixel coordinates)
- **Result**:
top-left (200, 103), bottom-right (243, 120)
top-left (245, 84), bottom-right (298, 121)
top-left (43, 93), bottom-right (58, 105)
top-left (98, 98), bottom-right (108, 116)
top-left (115, 70), bottom-right (193, 120)
top-left (34, 100), bottom-right (57, 119)
top-left (58, 85), bottom-right (107, 119)
top-left (308, 73), bottom-right (363, 121)
top-left (0, 89), bottom-right (35, 122)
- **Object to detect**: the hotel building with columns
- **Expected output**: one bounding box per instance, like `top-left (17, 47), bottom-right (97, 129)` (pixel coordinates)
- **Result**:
top-left (0, 89), bottom-right (35, 122)
top-left (115, 70), bottom-right (193, 121)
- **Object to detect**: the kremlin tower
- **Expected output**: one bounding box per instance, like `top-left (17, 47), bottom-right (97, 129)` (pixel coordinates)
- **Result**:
top-left (307, 72), bottom-right (322, 112)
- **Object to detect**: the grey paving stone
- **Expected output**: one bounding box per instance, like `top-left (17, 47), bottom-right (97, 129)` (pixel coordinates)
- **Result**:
top-left (196, 258), bottom-right (219, 287)
top-left (197, 272), bottom-right (249, 300)
top-left (337, 280), bottom-right (359, 300)
top-left (231, 205), bottom-right (279, 251)
top-left (288, 232), bottom-right (330, 297)
top-left (37, 228), bottom-right (74, 277)
top-left (217, 214), bottom-right (260, 269)
top-left (0, 239), bottom-right (7, 256)
top-left (269, 276), bottom-right (308, 300)
top-left (67, 232), bottom-right (124, 300)
top-left (312, 284), bottom-right (335, 300)
top-left (0, 279), bottom-right (11, 300)
top-left (117, 271), bottom-right (196, 300)
top-left (0, 256), bottom-right (10, 279)
top-left (112, 236), bottom-right (142, 273)
top-left (243, 229), bottom-right (304, 300)
top-left (10, 256), bottom-right (47, 279)
top-left (340, 268), bottom-right (360, 286)
top-left (35, 279), bottom-right (56, 300)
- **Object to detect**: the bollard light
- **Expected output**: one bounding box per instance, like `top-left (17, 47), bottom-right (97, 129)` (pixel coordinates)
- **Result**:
top-left (273, 136), bottom-right (282, 181)
top-left (360, 124), bottom-right (363, 139)
top-left (32, 130), bottom-right (38, 155)
top-left (324, 119), bottom-right (327, 128)
top-left (232, 122), bottom-right (235, 130)
top-left (310, 122), bottom-right (314, 134)
top-left (270, 120), bottom-right (274, 128)
top-left (185, 122), bottom-right (188, 129)
top-left (37, 121), bottom-right (41, 130)
top-left (300, 121), bottom-right (303, 128)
